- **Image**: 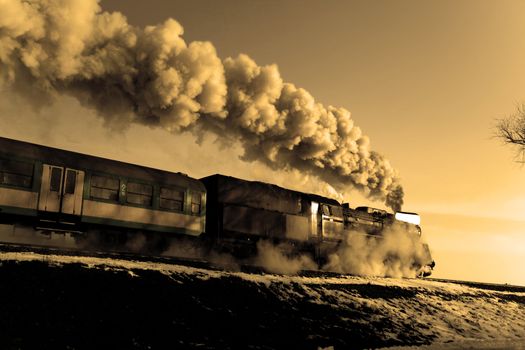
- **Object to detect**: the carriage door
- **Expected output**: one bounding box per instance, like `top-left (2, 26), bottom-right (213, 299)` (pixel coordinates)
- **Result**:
top-left (38, 165), bottom-right (84, 215)
top-left (61, 168), bottom-right (84, 215)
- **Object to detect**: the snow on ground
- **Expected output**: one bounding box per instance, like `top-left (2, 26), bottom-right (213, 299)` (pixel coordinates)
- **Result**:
top-left (1, 251), bottom-right (524, 349)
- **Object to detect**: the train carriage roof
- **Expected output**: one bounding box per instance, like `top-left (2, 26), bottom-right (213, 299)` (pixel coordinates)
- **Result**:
top-left (0, 136), bottom-right (205, 191)
top-left (201, 174), bottom-right (341, 215)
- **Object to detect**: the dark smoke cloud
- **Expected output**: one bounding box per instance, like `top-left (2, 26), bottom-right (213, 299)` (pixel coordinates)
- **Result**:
top-left (0, 0), bottom-right (403, 210)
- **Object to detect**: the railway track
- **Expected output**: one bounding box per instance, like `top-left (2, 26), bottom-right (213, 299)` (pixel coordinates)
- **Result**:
top-left (0, 242), bottom-right (365, 278)
top-left (426, 277), bottom-right (525, 293)
top-left (0, 243), bottom-right (217, 271)
top-left (3, 243), bottom-right (522, 293)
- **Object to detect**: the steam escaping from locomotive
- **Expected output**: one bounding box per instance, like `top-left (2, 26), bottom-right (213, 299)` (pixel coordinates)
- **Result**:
top-left (0, 0), bottom-right (403, 210)
top-left (254, 240), bottom-right (317, 275)
top-left (323, 227), bottom-right (433, 278)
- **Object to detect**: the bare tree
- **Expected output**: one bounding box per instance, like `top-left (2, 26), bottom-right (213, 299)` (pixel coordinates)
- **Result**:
top-left (496, 104), bottom-right (525, 162)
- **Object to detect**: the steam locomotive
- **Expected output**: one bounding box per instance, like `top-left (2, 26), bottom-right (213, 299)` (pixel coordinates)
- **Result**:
top-left (0, 136), bottom-right (434, 276)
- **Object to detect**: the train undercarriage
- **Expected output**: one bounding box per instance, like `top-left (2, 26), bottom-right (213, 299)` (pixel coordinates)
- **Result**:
top-left (0, 217), bottom-right (434, 278)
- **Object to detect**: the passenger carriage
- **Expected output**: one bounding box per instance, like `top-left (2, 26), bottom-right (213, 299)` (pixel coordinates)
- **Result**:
top-left (0, 136), bottom-right (206, 251)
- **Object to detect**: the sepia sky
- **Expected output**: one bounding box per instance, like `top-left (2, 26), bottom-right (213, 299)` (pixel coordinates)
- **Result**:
top-left (1, 0), bottom-right (525, 285)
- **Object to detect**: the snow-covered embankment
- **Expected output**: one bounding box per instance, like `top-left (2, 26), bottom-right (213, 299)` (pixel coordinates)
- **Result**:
top-left (0, 252), bottom-right (524, 349)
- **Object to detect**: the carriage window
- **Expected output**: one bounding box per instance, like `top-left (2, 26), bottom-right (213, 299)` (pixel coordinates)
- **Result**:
top-left (191, 192), bottom-right (202, 215)
top-left (322, 205), bottom-right (331, 216)
top-left (49, 167), bottom-right (62, 192)
top-left (0, 159), bottom-right (34, 189)
top-left (90, 175), bottom-right (119, 201)
top-left (160, 187), bottom-right (184, 211)
top-left (64, 170), bottom-right (76, 194)
top-left (331, 206), bottom-right (343, 217)
top-left (127, 182), bottom-right (153, 206)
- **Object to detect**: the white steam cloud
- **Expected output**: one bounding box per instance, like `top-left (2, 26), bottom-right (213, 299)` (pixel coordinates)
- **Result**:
top-left (323, 227), bottom-right (433, 278)
top-left (253, 240), bottom-right (317, 275)
top-left (0, 0), bottom-right (403, 210)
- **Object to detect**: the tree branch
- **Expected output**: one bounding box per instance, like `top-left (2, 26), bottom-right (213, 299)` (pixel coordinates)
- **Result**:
top-left (495, 104), bottom-right (525, 162)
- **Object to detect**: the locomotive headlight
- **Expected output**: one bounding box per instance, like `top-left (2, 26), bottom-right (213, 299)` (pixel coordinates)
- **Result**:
top-left (395, 212), bottom-right (421, 225)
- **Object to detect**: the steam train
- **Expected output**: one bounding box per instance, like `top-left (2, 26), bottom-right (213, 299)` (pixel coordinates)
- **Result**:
top-left (0, 136), bottom-right (434, 276)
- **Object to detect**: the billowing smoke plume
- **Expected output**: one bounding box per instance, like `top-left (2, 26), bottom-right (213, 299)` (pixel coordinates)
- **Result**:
top-left (322, 227), bottom-right (433, 278)
top-left (0, 0), bottom-right (403, 210)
